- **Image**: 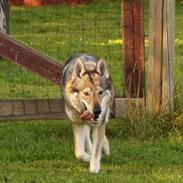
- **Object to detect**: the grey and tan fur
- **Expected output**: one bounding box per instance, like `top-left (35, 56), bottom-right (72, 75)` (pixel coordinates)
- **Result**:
top-left (62, 54), bottom-right (114, 173)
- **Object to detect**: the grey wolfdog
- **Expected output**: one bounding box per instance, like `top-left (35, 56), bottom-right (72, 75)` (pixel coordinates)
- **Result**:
top-left (61, 54), bottom-right (114, 173)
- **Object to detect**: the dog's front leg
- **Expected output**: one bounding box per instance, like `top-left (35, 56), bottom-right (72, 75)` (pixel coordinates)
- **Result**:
top-left (72, 124), bottom-right (91, 162)
top-left (84, 125), bottom-right (93, 154)
top-left (90, 124), bottom-right (105, 173)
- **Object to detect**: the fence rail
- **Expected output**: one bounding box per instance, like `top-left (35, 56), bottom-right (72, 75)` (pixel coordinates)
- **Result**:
top-left (0, 99), bottom-right (66, 120)
top-left (0, 32), bottom-right (63, 85)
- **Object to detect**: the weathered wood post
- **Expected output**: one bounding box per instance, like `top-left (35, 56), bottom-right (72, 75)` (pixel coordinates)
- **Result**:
top-left (0, 0), bottom-right (9, 33)
top-left (0, 0), bottom-right (9, 60)
top-left (122, 0), bottom-right (145, 98)
top-left (115, 0), bottom-right (145, 118)
top-left (147, 0), bottom-right (175, 114)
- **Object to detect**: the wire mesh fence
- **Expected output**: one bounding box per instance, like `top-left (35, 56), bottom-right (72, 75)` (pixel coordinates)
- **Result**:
top-left (0, 0), bottom-right (123, 100)
top-left (1, 0), bottom-right (182, 119)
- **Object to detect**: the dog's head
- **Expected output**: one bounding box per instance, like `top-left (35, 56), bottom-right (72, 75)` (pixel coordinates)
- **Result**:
top-left (64, 58), bottom-right (112, 123)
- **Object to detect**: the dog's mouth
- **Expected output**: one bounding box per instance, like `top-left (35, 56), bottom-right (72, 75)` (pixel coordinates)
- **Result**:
top-left (80, 103), bottom-right (98, 123)
top-left (80, 110), bottom-right (95, 121)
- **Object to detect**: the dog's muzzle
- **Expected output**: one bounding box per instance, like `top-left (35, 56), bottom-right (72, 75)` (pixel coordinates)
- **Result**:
top-left (93, 106), bottom-right (102, 120)
top-left (80, 103), bottom-right (102, 124)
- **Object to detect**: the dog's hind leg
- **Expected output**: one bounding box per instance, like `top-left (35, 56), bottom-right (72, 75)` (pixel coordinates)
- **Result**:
top-left (99, 103), bottom-right (111, 156)
top-left (102, 135), bottom-right (110, 156)
top-left (72, 124), bottom-right (91, 162)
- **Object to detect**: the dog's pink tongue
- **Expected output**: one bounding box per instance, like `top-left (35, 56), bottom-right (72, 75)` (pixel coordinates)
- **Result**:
top-left (80, 110), bottom-right (94, 121)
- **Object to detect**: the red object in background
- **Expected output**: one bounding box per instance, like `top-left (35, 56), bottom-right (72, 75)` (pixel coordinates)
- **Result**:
top-left (67, 0), bottom-right (92, 5)
top-left (24, 0), bottom-right (41, 6)
top-left (42, 0), bottom-right (65, 6)
top-left (9, 0), bottom-right (93, 6)
top-left (10, 0), bottom-right (24, 5)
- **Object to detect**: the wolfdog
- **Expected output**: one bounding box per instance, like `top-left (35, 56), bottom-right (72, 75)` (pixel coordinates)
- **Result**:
top-left (62, 54), bottom-right (114, 173)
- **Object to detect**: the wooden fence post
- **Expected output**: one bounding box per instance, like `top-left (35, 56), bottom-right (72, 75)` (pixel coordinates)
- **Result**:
top-left (147, 0), bottom-right (175, 114)
top-left (122, 0), bottom-right (145, 98)
top-left (115, 0), bottom-right (145, 118)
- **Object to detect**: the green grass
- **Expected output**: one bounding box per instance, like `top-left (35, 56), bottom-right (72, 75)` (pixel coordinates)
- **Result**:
top-left (0, 0), bottom-right (183, 182)
top-left (174, 2), bottom-right (183, 110)
top-left (1, 120), bottom-right (183, 183)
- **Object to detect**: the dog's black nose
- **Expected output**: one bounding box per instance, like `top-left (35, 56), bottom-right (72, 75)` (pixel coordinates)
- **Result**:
top-left (93, 106), bottom-right (102, 118)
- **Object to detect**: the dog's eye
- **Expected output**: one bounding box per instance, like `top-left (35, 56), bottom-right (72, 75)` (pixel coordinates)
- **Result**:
top-left (98, 90), bottom-right (104, 95)
top-left (83, 91), bottom-right (89, 96)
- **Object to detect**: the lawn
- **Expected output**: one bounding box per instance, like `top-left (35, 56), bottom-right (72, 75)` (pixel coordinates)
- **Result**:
top-left (0, 0), bottom-right (183, 182)
top-left (1, 119), bottom-right (183, 183)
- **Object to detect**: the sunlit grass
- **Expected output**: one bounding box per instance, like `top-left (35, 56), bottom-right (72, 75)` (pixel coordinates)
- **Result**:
top-left (0, 120), bottom-right (183, 182)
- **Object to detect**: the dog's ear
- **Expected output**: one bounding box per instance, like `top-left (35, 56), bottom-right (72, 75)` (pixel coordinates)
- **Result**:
top-left (73, 58), bottom-right (86, 78)
top-left (96, 59), bottom-right (109, 78)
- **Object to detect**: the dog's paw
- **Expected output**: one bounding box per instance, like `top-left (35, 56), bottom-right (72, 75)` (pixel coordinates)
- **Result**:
top-left (103, 144), bottom-right (110, 156)
top-left (103, 136), bottom-right (110, 156)
top-left (90, 166), bottom-right (100, 174)
top-left (103, 148), bottom-right (110, 156)
top-left (75, 152), bottom-right (91, 162)
top-left (90, 161), bottom-right (100, 173)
